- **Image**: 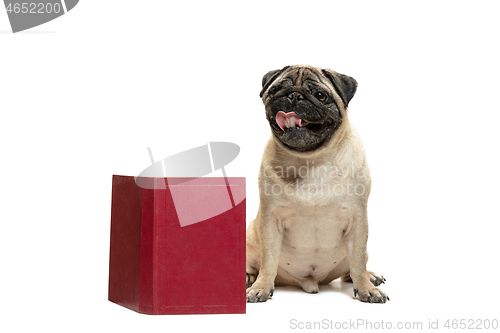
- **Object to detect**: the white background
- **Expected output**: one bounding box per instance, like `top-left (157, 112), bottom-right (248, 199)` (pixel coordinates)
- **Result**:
top-left (1, 1), bottom-right (499, 332)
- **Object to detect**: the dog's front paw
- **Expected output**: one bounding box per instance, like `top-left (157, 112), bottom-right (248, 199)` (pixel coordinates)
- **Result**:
top-left (246, 284), bottom-right (274, 303)
top-left (353, 284), bottom-right (389, 304)
top-left (246, 273), bottom-right (257, 288)
top-left (368, 271), bottom-right (386, 287)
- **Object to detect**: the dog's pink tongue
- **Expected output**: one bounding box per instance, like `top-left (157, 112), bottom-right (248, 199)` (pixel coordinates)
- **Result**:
top-left (276, 111), bottom-right (307, 131)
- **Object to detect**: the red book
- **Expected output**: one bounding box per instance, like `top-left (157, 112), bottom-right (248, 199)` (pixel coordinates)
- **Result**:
top-left (108, 175), bottom-right (246, 315)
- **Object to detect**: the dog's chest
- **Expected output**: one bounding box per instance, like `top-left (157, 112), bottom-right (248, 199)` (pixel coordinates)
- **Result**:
top-left (273, 163), bottom-right (362, 207)
top-left (275, 204), bottom-right (351, 278)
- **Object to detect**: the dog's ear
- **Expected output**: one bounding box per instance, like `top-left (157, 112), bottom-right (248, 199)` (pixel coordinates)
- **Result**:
top-left (321, 69), bottom-right (357, 107)
top-left (260, 66), bottom-right (290, 98)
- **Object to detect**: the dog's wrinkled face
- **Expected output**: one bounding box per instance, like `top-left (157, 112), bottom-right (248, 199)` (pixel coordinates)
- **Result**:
top-left (260, 66), bottom-right (357, 152)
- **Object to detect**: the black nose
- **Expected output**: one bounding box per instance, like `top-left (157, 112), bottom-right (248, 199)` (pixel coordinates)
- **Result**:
top-left (288, 92), bottom-right (304, 104)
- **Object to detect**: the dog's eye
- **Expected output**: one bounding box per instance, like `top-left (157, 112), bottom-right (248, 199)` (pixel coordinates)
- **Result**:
top-left (315, 91), bottom-right (327, 102)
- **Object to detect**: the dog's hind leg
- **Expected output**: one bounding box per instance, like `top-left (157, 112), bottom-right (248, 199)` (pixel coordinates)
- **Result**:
top-left (299, 279), bottom-right (319, 294)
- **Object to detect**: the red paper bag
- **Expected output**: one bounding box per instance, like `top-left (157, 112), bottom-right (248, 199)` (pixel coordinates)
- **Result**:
top-left (108, 175), bottom-right (246, 315)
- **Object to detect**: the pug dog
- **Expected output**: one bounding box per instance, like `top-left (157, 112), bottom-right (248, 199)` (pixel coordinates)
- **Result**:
top-left (246, 65), bottom-right (388, 303)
